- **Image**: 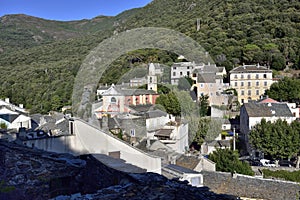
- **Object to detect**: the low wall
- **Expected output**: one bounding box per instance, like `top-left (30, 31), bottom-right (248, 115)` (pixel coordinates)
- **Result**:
top-left (25, 119), bottom-right (161, 174)
top-left (202, 171), bottom-right (300, 200)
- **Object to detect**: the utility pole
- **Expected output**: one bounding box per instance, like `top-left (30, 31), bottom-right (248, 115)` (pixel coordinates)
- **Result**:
top-left (233, 128), bottom-right (236, 151)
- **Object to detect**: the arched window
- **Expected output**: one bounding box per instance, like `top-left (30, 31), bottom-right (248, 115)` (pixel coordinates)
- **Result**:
top-left (111, 97), bottom-right (117, 103)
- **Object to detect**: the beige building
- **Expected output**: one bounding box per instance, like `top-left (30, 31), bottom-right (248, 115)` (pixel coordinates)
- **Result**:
top-left (229, 64), bottom-right (273, 104)
top-left (190, 64), bottom-right (229, 106)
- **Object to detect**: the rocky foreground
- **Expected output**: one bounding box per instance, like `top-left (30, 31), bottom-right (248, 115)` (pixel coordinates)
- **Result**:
top-left (0, 140), bottom-right (236, 200)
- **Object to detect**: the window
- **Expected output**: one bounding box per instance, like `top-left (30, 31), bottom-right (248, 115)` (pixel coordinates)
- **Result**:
top-left (241, 74), bottom-right (244, 79)
top-left (241, 82), bottom-right (244, 87)
top-left (173, 72), bottom-right (176, 76)
top-left (111, 97), bottom-right (117, 103)
top-left (234, 75), bottom-right (237, 79)
top-left (256, 74), bottom-right (259, 79)
top-left (263, 74), bottom-right (267, 78)
top-left (264, 81), bottom-right (267, 86)
top-left (256, 90), bottom-right (259, 95)
top-left (149, 77), bottom-right (152, 83)
top-left (248, 82), bottom-right (251, 87)
top-left (180, 72), bottom-right (183, 76)
top-left (248, 90), bottom-right (251, 95)
top-left (200, 84), bottom-right (204, 88)
top-left (234, 82), bottom-right (237, 87)
top-left (210, 84), bottom-right (213, 87)
top-left (187, 66), bottom-right (190, 69)
top-left (187, 71), bottom-right (190, 76)
top-left (247, 74), bottom-right (251, 79)
top-left (173, 67), bottom-right (176, 70)
top-left (130, 129), bottom-right (135, 137)
top-left (241, 90), bottom-right (244, 95)
top-left (256, 81), bottom-right (259, 86)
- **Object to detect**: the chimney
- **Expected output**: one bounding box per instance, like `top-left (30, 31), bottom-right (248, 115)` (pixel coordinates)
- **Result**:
top-left (146, 137), bottom-right (151, 149)
top-left (5, 98), bottom-right (9, 103)
top-left (19, 104), bottom-right (23, 109)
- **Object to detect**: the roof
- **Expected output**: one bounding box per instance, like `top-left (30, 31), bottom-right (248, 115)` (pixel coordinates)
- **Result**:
top-left (243, 102), bottom-right (294, 118)
top-left (154, 129), bottom-right (173, 137)
top-left (146, 109), bottom-right (168, 119)
top-left (229, 64), bottom-right (272, 73)
top-left (165, 164), bottom-right (200, 174)
top-left (257, 97), bottom-right (279, 104)
top-left (176, 155), bottom-right (201, 170)
top-left (101, 84), bottom-right (157, 96)
top-left (218, 67), bottom-right (226, 73)
top-left (207, 140), bottom-right (231, 147)
top-left (102, 84), bottom-right (122, 96)
top-left (0, 107), bottom-right (19, 115)
top-left (122, 89), bottom-right (157, 96)
top-left (197, 73), bottom-right (217, 83)
top-left (172, 62), bottom-right (194, 68)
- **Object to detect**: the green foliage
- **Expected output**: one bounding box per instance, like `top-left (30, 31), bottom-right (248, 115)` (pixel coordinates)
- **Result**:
top-left (155, 91), bottom-right (181, 116)
top-left (177, 76), bottom-right (193, 91)
top-left (262, 169), bottom-right (300, 183)
top-left (0, 122), bottom-right (7, 129)
top-left (191, 117), bottom-right (222, 146)
top-left (250, 119), bottom-right (300, 159)
top-left (209, 149), bottom-right (254, 176)
top-left (0, 180), bottom-right (15, 193)
top-left (2, 0), bottom-right (300, 114)
top-left (198, 95), bottom-right (209, 117)
top-left (265, 77), bottom-right (300, 103)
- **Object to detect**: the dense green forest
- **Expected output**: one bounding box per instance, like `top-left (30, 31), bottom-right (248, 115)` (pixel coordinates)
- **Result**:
top-left (1, 0), bottom-right (300, 113)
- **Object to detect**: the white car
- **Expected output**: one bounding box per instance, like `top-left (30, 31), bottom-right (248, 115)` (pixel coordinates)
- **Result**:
top-left (260, 159), bottom-right (276, 167)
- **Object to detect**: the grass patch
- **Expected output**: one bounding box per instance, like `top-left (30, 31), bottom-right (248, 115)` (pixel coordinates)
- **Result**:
top-left (262, 169), bottom-right (300, 182)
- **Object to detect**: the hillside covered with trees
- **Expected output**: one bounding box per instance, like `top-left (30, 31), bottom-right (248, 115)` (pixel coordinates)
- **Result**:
top-left (1, 0), bottom-right (300, 113)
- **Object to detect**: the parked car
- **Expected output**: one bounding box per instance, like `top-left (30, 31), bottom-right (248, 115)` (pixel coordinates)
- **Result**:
top-left (279, 160), bottom-right (294, 167)
top-left (260, 159), bottom-right (276, 167)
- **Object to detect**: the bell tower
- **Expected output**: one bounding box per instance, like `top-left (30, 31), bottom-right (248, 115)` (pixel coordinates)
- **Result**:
top-left (147, 63), bottom-right (157, 92)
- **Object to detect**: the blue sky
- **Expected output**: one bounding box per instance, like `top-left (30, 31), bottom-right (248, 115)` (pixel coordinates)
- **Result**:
top-left (0, 0), bottom-right (152, 21)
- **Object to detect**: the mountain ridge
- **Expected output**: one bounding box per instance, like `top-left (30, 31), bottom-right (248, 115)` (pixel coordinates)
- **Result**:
top-left (1, 0), bottom-right (300, 113)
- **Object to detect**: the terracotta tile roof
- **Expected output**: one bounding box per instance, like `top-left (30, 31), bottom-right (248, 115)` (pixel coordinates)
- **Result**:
top-left (257, 98), bottom-right (279, 104)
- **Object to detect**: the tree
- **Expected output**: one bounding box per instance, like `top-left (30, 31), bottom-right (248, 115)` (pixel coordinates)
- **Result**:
top-left (198, 95), bottom-right (209, 117)
top-left (192, 117), bottom-right (222, 146)
top-left (155, 92), bottom-right (181, 116)
top-left (177, 76), bottom-right (193, 91)
top-left (249, 119), bottom-right (300, 160)
top-left (173, 90), bottom-right (197, 116)
top-left (209, 148), bottom-right (254, 176)
top-left (0, 122), bottom-right (7, 129)
top-left (265, 77), bottom-right (300, 103)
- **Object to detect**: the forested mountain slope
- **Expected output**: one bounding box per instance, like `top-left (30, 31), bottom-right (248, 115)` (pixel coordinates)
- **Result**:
top-left (1, 0), bottom-right (300, 113)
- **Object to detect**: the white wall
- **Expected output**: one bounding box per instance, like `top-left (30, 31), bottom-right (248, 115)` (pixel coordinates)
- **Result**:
top-left (26, 119), bottom-right (161, 174)
top-left (146, 115), bottom-right (169, 132)
top-left (165, 123), bottom-right (189, 154)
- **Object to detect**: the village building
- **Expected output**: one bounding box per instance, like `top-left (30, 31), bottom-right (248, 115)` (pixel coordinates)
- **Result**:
top-left (0, 98), bottom-right (31, 130)
top-left (229, 64), bottom-right (273, 104)
top-left (240, 98), bottom-right (297, 154)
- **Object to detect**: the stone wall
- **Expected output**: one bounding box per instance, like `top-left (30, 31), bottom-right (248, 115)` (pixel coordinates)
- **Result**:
top-left (0, 140), bottom-right (237, 200)
top-left (202, 171), bottom-right (300, 200)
